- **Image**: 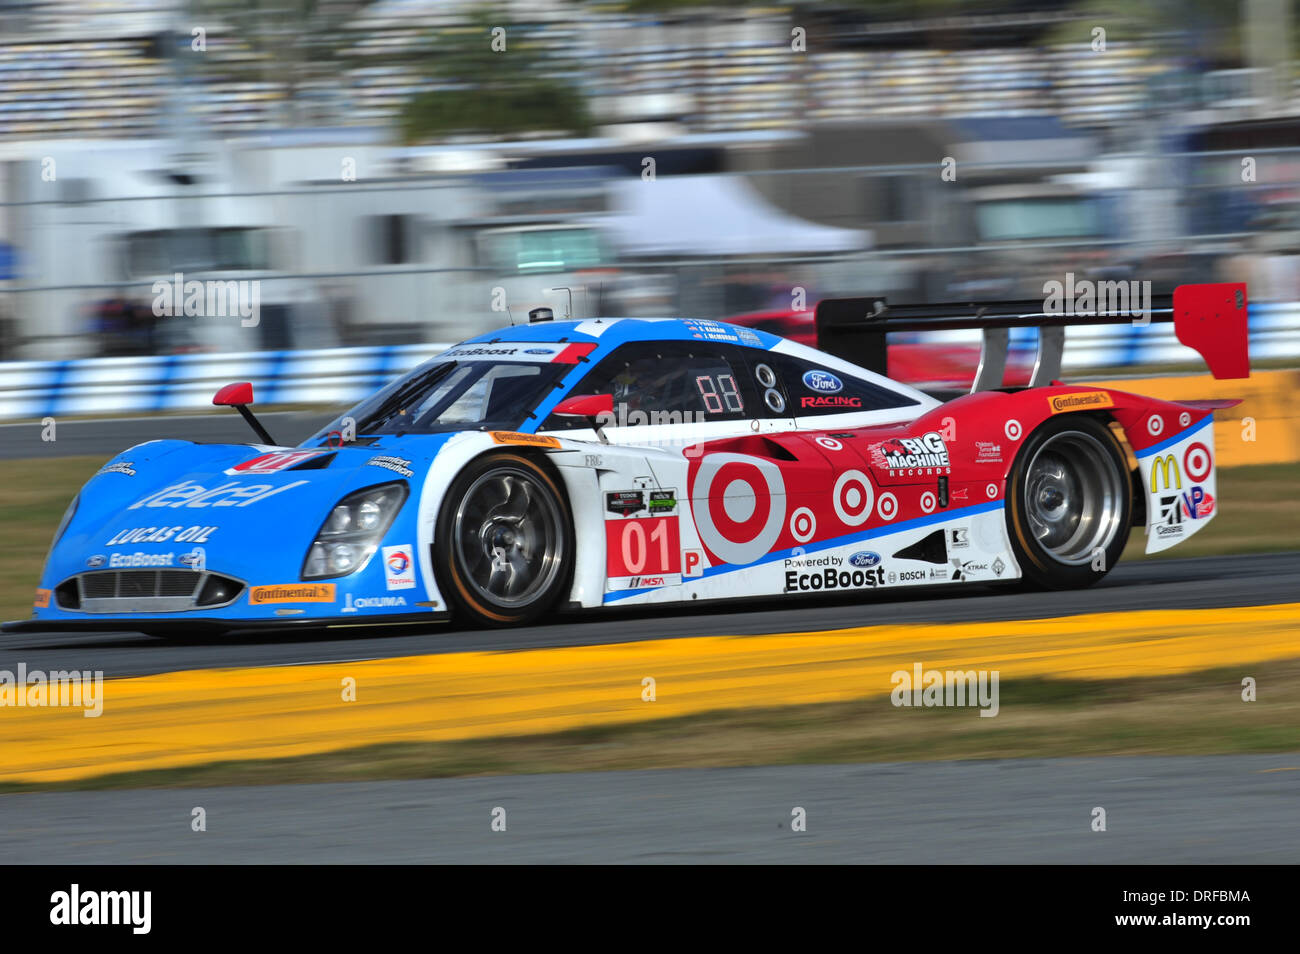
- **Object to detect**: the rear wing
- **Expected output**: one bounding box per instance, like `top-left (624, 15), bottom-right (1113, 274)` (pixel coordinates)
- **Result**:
top-left (814, 282), bottom-right (1249, 390)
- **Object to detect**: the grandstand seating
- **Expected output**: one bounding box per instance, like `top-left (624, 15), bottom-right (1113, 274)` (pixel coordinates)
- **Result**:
top-left (0, 2), bottom-right (1167, 139)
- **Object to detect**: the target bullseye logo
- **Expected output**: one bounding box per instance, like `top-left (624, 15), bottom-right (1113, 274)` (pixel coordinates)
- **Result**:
top-left (789, 507), bottom-right (817, 542)
top-left (691, 453), bottom-right (786, 565)
top-left (1184, 442), bottom-right (1212, 482)
top-left (1179, 411), bottom-right (1191, 427)
top-left (833, 470), bottom-right (874, 526)
top-left (986, 482), bottom-right (999, 499)
top-left (1148, 415), bottom-right (1164, 436)
top-left (919, 490), bottom-right (936, 514)
top-left (1004, 419), bottom-right (1022, 441)
top-left (877, 492), bottom-right (898, 521)
top-left (815, 436), bottom-right (843, 451)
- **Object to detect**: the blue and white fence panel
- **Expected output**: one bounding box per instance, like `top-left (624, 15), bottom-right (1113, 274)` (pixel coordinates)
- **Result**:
top-left (0, 343), bottom-right (449, 421)
top-left (0, 304), bottom-right (1297, 422)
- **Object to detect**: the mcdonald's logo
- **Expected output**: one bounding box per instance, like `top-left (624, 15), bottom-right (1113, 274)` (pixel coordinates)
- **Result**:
top-left (1150, 454), bottom-right (1181, 493)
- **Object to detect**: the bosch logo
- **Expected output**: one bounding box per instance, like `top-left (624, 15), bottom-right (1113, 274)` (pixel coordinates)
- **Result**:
top-left (802, 370), bottom-right (843, 394)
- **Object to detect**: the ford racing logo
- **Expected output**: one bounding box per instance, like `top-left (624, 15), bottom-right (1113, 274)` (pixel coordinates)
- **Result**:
top-left (848, 551), bottom-right (881, 568)
top-left (802, 370), bottom-right (843, 394)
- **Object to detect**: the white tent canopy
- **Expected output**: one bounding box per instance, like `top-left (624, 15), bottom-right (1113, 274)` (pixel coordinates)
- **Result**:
top-left (606, 175), bottom-right (870, 257)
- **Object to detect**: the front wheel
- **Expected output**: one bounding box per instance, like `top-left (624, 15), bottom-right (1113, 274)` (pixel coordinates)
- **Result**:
top-left (434, 452), bottom-right (574, 627)
top-left (1005, 416), bottom-right (1132, 589)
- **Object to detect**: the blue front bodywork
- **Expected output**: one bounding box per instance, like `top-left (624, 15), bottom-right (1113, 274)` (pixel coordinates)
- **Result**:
top-left (28, 434), bottom-right (455, 629)
top-left (16, 318), bottom-right (786, 632)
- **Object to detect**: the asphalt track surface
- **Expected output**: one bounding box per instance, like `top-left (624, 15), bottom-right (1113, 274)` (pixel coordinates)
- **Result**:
top-left (4, 755), bottom-right (1297, 863)
top-left (3, 551), bottom-right (1298, 679)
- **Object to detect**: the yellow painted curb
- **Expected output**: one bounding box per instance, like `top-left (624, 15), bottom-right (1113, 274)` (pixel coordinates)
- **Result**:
top-left (2, 602), bottom-right (1299, 783)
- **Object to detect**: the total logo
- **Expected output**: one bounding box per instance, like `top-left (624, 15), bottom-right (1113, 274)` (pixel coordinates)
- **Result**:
top-left (342, 593), bottom-right (409, 612)
top-left (382, 545), bottom-right (416, 590)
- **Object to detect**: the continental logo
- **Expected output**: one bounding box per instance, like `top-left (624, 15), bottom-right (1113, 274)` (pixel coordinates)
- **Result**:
top-left (490, 431), bottom-right (561, 449)
top-left (33, 588), bottom-right (50, 608)
top-left (248, 583), bottom-right (336, 605)
top-left (1048, 392), bottom-right (1115, 414)
top-left (1150, 454), bottom-right (1181, 493)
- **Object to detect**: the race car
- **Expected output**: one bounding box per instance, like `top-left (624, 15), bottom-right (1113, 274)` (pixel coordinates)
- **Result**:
top-left (6, 283), bottom-right (1248, 634)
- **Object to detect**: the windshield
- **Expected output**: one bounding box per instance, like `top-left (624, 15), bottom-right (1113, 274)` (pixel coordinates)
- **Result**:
top-left (311, 359), bottom-right (571, 439)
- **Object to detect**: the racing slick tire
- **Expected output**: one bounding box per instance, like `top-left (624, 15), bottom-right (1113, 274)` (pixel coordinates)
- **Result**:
top-left (1005, 415), bottom-right (1132, 590)
top-left (435, 452), bottom-right (574, 627)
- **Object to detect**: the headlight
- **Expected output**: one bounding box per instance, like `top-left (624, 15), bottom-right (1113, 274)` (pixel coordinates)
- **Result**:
top-left (301, 482), bottom-right (408, 580)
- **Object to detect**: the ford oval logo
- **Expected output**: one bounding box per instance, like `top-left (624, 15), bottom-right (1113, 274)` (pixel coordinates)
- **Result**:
top-left (802, 370), bottom-right (843, 393)
top-left (849, 551), bottom-right (881, 568)
top-left (524, 348), bottom-right (553, 355)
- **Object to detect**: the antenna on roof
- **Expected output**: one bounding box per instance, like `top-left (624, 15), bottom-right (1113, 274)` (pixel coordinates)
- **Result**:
top-left (550, 286), bottom-right (574, 321)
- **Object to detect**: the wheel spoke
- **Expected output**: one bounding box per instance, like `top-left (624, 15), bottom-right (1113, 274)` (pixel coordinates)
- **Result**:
top-left (453, 465), bottom-right (563, 609)
top-left (1022, 430), bottom-right (1123, 566)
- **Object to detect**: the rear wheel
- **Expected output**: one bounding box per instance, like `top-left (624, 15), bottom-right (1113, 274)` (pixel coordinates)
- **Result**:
top-left (435, 452), bottom-right (573, 627)
top-left (1005, 416), bottom-right (1132, 589)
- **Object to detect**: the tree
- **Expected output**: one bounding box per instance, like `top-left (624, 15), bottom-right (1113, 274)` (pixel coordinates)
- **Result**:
top-left (399, 12), bottom-right (592, 143)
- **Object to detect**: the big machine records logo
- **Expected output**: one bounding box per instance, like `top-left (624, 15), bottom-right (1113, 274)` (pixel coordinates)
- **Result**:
top-left (382, 545), bottom-right (416, 590)
top-left (690, 453), bottom-right (786, 565)
top-left (876, 431), bottom-right (951, 475)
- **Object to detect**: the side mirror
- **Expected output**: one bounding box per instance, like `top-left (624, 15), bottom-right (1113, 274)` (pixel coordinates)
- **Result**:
top-left (552, 393), bottom-right (613, 444)
top-left (213, 382), bottom-right (255, 407)
top-left (212, 382), bottom-right (275, 445)
top-left (552, 393), bottom-right (613, 418)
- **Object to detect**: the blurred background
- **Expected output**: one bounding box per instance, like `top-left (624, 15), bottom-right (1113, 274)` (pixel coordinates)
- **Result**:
top-left (2, 0), bottom-right (1300, 405)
